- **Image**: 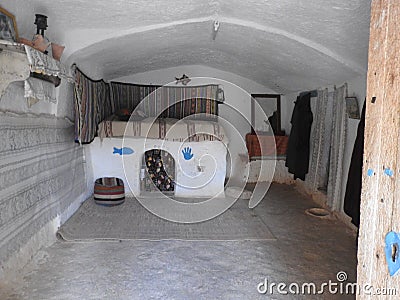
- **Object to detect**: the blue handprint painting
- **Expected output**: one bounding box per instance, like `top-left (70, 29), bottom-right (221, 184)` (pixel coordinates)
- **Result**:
top-left (182, 147), bottom-right (194, 160)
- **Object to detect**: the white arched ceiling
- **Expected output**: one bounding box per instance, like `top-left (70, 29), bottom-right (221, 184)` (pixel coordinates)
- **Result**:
top-left (2, 0), bottom-right (371, 93)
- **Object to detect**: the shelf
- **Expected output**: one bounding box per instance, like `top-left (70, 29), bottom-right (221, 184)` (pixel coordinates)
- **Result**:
top-left (0, 41), bottom-right (68, 97)
top-left (30, 72), bottom-right (61, 87)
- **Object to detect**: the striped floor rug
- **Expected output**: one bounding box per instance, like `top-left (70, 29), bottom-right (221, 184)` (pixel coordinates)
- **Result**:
top-left (57, 197), bottom-right (275, 241)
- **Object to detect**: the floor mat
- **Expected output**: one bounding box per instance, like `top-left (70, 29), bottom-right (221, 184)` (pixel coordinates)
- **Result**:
top-left (57, 197), bottom-right (275, 241)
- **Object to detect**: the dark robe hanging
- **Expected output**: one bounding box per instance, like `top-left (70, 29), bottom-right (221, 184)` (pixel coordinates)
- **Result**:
top-left (268, 111), bottom-right (278, 134)
top-left (344, 100), bottom-right (366, 227)
top-left (285, 92), bottom-right (313, 181)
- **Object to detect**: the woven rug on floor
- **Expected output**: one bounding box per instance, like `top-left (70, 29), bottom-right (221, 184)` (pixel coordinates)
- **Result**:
top-left (57, 197), bottom-right (275, 241)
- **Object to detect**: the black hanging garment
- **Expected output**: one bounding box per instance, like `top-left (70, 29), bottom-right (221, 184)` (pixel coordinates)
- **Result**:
top-left (285, 92), bottom-right (313, 181)
top-left (344, 100), bottom-right (366, 227)
top-left (268, 111), bottom-right (278, 134)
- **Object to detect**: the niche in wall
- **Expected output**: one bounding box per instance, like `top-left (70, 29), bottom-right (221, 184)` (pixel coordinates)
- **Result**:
top-left (141, 149), bottom-right (175, 194)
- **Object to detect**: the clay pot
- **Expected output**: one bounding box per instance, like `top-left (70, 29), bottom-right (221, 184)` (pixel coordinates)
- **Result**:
top-left (32, 34), bottom-right (50, 53)
top-left (51, 43), bottom-right (65, 61)
top-left (18, 37), bottom-right (35, 47)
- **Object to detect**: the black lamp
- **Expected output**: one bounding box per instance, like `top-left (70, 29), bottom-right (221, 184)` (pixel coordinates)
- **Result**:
top-left (34, 14), bottom-right (48, 36)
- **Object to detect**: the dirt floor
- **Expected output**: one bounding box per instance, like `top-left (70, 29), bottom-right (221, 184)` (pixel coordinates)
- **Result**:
top-left (0, 183), bottom-right (357, 299)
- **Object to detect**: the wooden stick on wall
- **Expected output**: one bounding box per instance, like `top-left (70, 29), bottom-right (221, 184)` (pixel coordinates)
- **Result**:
top-left (357, 0), bottom-right (400, 298)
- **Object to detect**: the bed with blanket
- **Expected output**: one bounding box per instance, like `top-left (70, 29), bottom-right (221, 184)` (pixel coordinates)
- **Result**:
top-left (98, 115), bottom-right (228, 143)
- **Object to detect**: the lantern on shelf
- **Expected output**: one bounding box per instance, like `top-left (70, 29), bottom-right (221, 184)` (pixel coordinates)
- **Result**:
top-left (34, 14), bottom-right (48, 36)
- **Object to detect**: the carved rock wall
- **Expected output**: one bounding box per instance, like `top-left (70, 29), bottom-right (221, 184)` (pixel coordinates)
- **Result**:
top-left (0, 110), bottom-right (87, 277)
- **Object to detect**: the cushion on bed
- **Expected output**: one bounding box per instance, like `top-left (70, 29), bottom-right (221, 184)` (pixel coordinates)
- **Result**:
top-left (94, 177), bottom-right (125, 206)
top-left (115, 108), bottom-right (131, 121)
top-left (115, 108), bottom-right (147, 121)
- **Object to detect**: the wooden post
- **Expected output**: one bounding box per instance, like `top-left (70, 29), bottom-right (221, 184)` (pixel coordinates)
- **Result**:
top-left (357, 0), bottom-right (400, 298)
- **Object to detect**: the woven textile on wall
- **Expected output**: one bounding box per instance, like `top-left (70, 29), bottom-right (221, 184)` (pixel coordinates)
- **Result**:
top-left (109, 82), bottom-right (158, 113)
top-left (74, 69), bottom-right (110, 143)
top-left (305, 88), bottom-right (329, 191)
top-left (111, 82), bottom-right (219, 120)
top-left (327, 84), bottom-right (348, 211)
top-left (301, 84), bottom-right (348, 211)
top-left (74, 67), bottom-right (220, 143)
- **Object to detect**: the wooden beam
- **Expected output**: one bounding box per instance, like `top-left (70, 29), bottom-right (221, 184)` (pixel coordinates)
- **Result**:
top-left (358, 0), bottom-right (400, 298)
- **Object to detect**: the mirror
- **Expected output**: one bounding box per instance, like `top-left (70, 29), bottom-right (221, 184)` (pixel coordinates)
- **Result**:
top-left (251, 94), bottom-right (283, 136)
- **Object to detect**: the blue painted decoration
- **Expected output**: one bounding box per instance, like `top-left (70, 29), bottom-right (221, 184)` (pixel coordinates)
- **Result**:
top-left (182, 147), bottom-right (194, 160)
top-left (385, 231), bottom-right (400, 276)
top-left (384, 168), bottom-right (394, 177)
top-left (367, 169), bottom-right (374, 177)
top-left (113, 147), bottom-right (134, 156)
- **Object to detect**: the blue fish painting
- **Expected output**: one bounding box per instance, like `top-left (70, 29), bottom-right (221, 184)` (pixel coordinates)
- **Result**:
top-left (113, 147), bottom-right (134, 155)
